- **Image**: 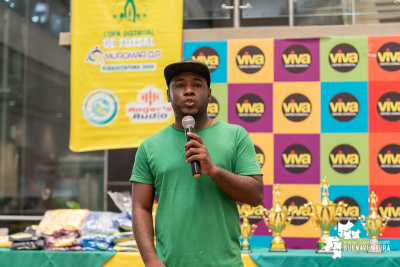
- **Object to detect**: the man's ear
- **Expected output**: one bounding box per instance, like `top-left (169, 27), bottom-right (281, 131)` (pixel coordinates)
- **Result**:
top-left (167, 88), bottom-right (171, 102)
top-left (208, 87), bottom-right (212, 102)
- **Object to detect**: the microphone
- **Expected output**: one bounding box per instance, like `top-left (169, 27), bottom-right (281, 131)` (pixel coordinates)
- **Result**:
top-left (182, 116), bottom-right (201, 177)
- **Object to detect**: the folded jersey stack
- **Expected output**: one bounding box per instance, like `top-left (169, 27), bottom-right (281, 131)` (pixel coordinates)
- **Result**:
top-left (111, 232), bottom-right (138, 252)
top-left (9, 226), bottom-right (45, 250)
top-left (80, 235), bottom-right (114, 251)
top-left (45, 229), bottom-right (82, 251)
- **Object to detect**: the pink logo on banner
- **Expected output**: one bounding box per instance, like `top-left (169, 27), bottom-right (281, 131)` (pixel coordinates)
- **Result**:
top-left (274, 38), bottom-right (320, 81)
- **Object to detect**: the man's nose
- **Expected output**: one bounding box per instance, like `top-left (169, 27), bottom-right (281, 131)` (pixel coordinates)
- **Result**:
top-left (183, 85), bottom-right (195, 95)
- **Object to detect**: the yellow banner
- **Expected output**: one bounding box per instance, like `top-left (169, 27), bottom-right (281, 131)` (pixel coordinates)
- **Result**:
top-left (70, 0), bottom-right (183, 152)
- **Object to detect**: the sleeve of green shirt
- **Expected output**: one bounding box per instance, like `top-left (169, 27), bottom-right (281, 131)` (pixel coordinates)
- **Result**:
top-left (234, 127), bottom-right (264, 176)
top-left (130, 143), bottom-right (154, 184)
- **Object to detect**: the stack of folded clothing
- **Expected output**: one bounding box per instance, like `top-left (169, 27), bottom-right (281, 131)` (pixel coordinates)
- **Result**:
top-left (9, 225), bottom-right (45, 250)
top-left (112, 212), bottom-right (132, 232)
top-left (111, 232), bottom-right (138, 252)
top-left (80, 235), bottom-right (114, 251)
top-left (79, 211), bottom-right (121, 251)
top-left (45, 230), bottom-right (82, 251)
top-left (37, 209), bottom-right (88, 251)
top-left (0, 236), bottom-right (11, 248)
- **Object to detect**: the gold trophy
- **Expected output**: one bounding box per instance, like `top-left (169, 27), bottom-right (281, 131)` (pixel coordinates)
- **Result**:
top-left (262, 184), bottom-right (294, 252)
top-left (240, 204), bottom-right (257, 252)
top-left (359, 191), bottom-right (389, 254)
top-left (306, 177), bottom-right (347, 253)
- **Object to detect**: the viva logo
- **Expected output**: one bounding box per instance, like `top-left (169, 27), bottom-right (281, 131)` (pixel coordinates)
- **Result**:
top-left (281, 144), bottom-right (312, 174)
top-left (329, 51), bottom-right (358, 64)
top-left (193, 54), bottom-right (219, 66)
top-left (236, 46), bottom-right (265, 74)
top-left (379, 197), bottom-right (400, 227)
top-left (281, 44), bottom-right (312, 74)
top-left (378, 101), bottom-right (400, 112)
top-left (282, 53), bottom-right (310, 65)
top-left (192, 47), bottom-right (219, 73)
top-left (377, 92), bottom-right (400, 122)
top-left (377, 50), bottom-right (400, 63)
top-left (282, 101), bottom-right (311, 113)
top-left (329, 145), bottom-right (360, 174)
top-left (329, 93), bottom-right (359, 122)
top-left (330, 101), bottom-right (358, 113)
top-left (236, 102), bottom-right (264, 113)
top-left (281, 94), bottom-right (311, 122)
top-left (235, 93), bottom-right (265, 123)
top-left (237, 54), bottom-right (265, 65)
top-left (283, 196), bottom-right (311, 225)
top-left (377, 42), bottom-right (400, 71)
top-left (378, 144), bottom-right (400, 174)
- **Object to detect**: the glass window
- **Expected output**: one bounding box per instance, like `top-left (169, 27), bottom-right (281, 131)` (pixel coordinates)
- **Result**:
top-left (0, 0), bottom-right (104, 232)
top-left (293, 0), bottom-right (352, 26)
top-left (183, 0), bottom-right (234, 29)
top-left (240, 0), bottom-right (289, 27)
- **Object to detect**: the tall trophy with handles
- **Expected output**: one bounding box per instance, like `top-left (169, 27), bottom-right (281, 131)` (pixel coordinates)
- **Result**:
top-left (306, 177), bottom-right (347, 253)
top-left (240, 204), bottom-right (257, 252)
top-left (359, 191), bottom-right (389, 254)
top-left (262, 184), bottom-right (294, 252)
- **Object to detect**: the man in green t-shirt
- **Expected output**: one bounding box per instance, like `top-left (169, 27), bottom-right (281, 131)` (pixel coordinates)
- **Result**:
top-left (131, 58), bottom-right (264, 267)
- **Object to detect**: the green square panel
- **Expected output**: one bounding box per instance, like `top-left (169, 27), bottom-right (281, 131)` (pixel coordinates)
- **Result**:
top-left (320, 36), bottom-right (368, 81)
top-left (209, 83), bottom-right (227, 122)
top-left (320, 133), bottom-right (369, 185)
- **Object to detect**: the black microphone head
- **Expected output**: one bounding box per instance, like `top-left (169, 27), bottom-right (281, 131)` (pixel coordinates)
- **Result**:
top-left (182, 116), bottom-right (195, 129)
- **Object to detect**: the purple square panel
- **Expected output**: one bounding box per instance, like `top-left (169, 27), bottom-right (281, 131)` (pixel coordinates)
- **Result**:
top-left (274, 134), bottom-right (320, 184)
top-left (274, 38), bottom-right (320, 81)
top-left (228, 83), bottom-right (272, 132)
top-left (284, 237), bottom-right (320, 249)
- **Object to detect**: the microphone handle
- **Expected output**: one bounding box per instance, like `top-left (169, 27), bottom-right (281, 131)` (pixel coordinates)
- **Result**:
top-left (185, 126), bottom-right (201, 177)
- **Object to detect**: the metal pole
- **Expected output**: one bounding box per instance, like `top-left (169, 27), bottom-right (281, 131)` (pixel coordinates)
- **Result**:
top-left (0, 215), bottom-right (43, 221)
top-left (19, 0), bottom-right (30, 215)
top-left (234, 0), bottom-right (240, 28)
top-left (352, 0), bottom-right (356, 25)
top-left (289, 0), bottom-right (294, 27)
top-left (0, 9), bottom-right (10, 197)
top-left (103, 150), bottom-right (108, 211)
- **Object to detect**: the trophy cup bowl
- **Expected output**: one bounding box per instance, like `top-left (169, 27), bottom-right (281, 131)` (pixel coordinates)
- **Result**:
top-left (359, 191), bottom-right (390, 254)
top-left (309, 200), bottom-right (346, 252)
top-left (240, 204), bottom-right (257, 253)
top-left (263, 184), bottom-right (295, 252)
top-left (263, 207), bottom-right (294, 252)
top-left (306, 177), bottom-right (346, 253)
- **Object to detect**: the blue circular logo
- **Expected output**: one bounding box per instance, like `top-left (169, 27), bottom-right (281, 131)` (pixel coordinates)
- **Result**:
top-left (82, 89), bottom-right (119, 127)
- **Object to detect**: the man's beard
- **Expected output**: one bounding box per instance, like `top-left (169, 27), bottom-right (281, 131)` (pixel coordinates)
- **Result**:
top-left (171, 98), bottom-right (209, 120)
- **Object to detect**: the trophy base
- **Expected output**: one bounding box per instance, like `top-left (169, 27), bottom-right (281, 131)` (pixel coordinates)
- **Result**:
top-left (315, 242), bottom-right (334, 253)
top-left (269, 248), bottom-right (287, 252)
top-left (270, 243), bottom-right (287, 252)
top-left (241, 245), bottom-right (251, 253)
top-left (316, 249), bottom-right (334, 254)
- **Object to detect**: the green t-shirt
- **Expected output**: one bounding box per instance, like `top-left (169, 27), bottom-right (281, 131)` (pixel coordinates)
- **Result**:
top-left (130, 121), bottom-right (263, 267)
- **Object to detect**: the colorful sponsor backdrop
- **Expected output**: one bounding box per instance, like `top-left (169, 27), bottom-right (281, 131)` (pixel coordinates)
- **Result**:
top-left (70, 0), bottom-right (183, 151)
top-left (184, 36), bottom-right (400, 250)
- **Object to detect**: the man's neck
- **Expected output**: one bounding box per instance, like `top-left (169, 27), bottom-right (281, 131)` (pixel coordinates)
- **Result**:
top-left (173, 114), bottom-right (211, 130)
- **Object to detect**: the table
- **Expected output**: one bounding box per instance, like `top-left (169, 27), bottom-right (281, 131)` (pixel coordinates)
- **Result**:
top-left (248, 248), bottom-right (400, 267)
top-left (0, 249), bottom-right (257, 267)
top-left (1, 248), bottom-right (400, 266)
top-left (103, 252), bottom-right (258, 267)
